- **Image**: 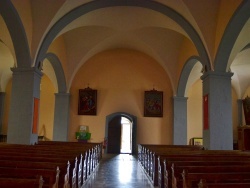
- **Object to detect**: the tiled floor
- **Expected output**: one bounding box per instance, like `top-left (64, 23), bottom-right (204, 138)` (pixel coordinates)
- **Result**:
top-left (83, 154), bottom-right (155, 188)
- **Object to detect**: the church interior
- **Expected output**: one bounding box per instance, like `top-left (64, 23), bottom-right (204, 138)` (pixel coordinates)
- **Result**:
top-left (1, 0), bottom-right (250, 187)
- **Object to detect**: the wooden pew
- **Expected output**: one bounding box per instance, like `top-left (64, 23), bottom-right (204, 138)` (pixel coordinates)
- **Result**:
top-left (1, 142), bottom-right (101, 169)
top-left (36, 142), bottom-right (101, 187)
top-left (0, 141), bottom-right (102, 188)
top-left (138, 144), bottom-right (204, 186)
top-left (138, 144), bottom-right (204, 169)
top-left (182, 170), bottom-right (250, 188)
top-left (139, 144), bottom-right (250, 188)
top-left (173, 164), bottom-right (250, 188)
top-left (0, 156), bottom-right (66, 187)
top-left (35, 141), bottom-right (102, 181)
top-left (0, 167), bottom-right (59, 188)
top-left (37, 141), bottom-right (102, 185)
top-left (158, 151), bottom-right (250, 188)
top-left (0, 176), bottom-right (43, 188)
top-left (198, 179), bottom-right (250, 188)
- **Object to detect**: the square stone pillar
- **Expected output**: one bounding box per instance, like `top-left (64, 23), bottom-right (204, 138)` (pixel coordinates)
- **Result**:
top-left (201, 71), bottom-right (233, 150)
top-left (173, 96), bottom-right (188, 145)
top-left (7, 67), bottom-right (42, 145)
top-left (53, 93), bottom-right (70, 141)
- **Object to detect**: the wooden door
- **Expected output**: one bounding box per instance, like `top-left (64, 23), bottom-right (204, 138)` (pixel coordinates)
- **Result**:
top-left (107, 116), bottom-right (122, 154)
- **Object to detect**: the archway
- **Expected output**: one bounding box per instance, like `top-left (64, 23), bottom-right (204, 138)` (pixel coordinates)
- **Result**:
top-left (105, 112), bottom-right (137, 155)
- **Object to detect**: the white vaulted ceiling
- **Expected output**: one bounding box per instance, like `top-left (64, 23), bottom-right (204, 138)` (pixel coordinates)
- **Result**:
top-left (0, 0), bottom-right (250, 97)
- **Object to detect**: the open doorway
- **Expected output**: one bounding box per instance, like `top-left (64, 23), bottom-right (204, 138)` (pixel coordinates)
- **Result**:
top-left (105, 112), bottom-right (137, 155)
top-left (120, 117), bottom-right (132, 153)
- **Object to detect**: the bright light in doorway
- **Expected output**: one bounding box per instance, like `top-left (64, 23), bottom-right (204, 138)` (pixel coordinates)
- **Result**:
top-left (120, 117), bottom-right (132, 153)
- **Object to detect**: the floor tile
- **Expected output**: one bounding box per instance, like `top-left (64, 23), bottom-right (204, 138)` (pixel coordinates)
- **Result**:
top-left (83, 154), bottom-right (155, 188)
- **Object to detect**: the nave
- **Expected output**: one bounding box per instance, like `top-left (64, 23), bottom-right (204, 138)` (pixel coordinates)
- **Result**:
top-left (84, 154), bottom-right (154, 188)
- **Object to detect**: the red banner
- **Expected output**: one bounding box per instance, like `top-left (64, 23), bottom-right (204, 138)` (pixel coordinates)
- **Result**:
top-left (203, 94), bottom-right (209, 130)
top-left (32, 98), bottom-right (39, 134)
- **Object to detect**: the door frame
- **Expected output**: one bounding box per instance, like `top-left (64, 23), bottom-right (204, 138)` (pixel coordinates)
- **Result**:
top-left (105, 112), bottom-right (137, 155)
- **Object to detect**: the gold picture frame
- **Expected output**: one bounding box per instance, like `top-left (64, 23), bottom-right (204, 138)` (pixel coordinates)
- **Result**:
top-left (78, 87), bottom-right (97, 115)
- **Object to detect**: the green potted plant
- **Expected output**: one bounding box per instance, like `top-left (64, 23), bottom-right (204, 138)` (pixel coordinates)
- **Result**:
top-left (75, 131), bottom-right (91, 143)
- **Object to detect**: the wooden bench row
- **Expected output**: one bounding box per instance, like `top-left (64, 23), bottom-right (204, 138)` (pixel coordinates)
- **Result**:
top-left (0, 176), bottom-right (44, 188)
top-left (197, 179), bottom-right (250, 188)
top-left (137, 144), bottom-right (204, 186)
top-left (0, 143), bottom-right (100, 187)
top-left (138, 144), bottom-right (250, 188)
top-left (0, 141), bottom-right (102, 188)
top-left (158, 152), bottom-right (250, 188)
top-left (41, 141), bottom-right (101, 187)
top-left (37, 140), bottom-right (103, 187)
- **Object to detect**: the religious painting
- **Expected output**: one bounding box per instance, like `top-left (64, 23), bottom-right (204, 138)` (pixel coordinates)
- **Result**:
top-left (144, 89), bottom-right (163, 117)
top-left (78, 87), bottom-right (97, 115)
top-left (243, 96), bottom-right (250, 125)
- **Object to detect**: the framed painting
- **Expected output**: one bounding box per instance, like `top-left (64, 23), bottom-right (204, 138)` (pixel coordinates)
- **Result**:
top-left (191, 137), bottom-right (203, 146)
top-left (242, 96), bottom-right (250, 125)
top-left (78, 87), bottom-right (97, 115)
top-left (144, 89), bottom-right (163, 117)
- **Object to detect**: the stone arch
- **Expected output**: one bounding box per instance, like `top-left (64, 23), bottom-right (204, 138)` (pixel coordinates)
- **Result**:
top-left (241, 43), bottom-right (250, 52)
top-left (35, 0), bottom-right (210, 70)
top-left (177, 56), bottom-right (202, 97)
top-left (0, 0), bottom-right (31, 67)
top-left (44, 53), bottom-right (67, 93)
top-left (214, 0), bottom-right (250, 71)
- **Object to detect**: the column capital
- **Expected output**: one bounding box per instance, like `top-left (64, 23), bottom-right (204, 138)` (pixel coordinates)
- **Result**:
top-left (173, 96), bottom-right (188, 101)
top-left (54, 92), bottom-right (70, 97)
top-left (11, 67), bottom-right (43, 77)
top-left (201, 70), bottom-right (233, 80)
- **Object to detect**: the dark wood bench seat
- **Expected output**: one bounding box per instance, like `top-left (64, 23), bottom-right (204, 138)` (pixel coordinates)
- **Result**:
top-left (158, 155), bottom-right (250, 187)
top-left (158, 151), bottom-right (250, 187)
top-left (173, 165), bottom-right (250, 188)
top-left (0, 142), bottom-right (102, 170)
top-left (0, 176), bottom-right (43, 188)
top-left (0, 141), bottom-right (102, 188)
top-left (0, 160), bottom-right (67, 170)
top-left (158, 154), bottom-right (250, 188)
top-left (182, 170), bottom-right (250, 188)
top-left (0, 159), bottom-right (69, 187)
top-left (138, 144), bottom-right (250, 188)
top-left (0, 153), bottom-right (74, 187)
top-left (138, 144), bottom-right (205, 186)
top-left (0, 167), bottom-right (59, 188)
top-left (198, 179), bottom-right (250, 188)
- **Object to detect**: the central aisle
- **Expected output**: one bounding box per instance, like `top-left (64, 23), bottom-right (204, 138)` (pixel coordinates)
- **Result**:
top-left (84, 154), bottom-right (155, 188)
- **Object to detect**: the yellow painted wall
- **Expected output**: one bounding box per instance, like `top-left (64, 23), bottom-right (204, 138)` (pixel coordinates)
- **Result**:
top-left (69, 49), bottom-right (173, 144)
top-left (38, 74), bottom-right (55, 140)
top-left (187, 79), bottom-right (202, 143)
